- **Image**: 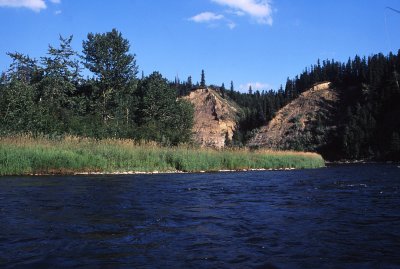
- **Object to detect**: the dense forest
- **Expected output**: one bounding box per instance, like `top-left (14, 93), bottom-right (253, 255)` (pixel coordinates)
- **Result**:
top-left (173, 49), bottom-right (400, 160)
top-left (221, 52), bottom-right (400, 160)
top-left (1, 29), bottom-right (399, 160)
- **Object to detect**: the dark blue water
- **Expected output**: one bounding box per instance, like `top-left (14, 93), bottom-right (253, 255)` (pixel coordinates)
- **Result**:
top-left (1, 164), bottom-right (400, 268)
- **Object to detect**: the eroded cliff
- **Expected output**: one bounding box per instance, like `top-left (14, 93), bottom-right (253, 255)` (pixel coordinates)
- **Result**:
top-left (184, 88), bottom-right (241, 148)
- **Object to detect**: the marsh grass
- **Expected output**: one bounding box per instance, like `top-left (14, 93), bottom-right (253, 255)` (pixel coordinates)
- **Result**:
top-left (0, 135), bottom-right (325, 175)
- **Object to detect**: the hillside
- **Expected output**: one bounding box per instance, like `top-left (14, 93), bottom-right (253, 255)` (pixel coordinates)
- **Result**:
top-left (248, 82), bottom-right (339, 153)
top-left (184, 88), bottom-right (241, 148)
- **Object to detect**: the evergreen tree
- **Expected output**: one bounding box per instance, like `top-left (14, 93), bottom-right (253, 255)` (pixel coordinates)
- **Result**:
top-left (221, 82), bottom-right (225, 98)
top-left (200, 69), bottom-right (206, 88)
top-left (38, 35), bottom-right (82, 133)
top-left (42, 35), bottom-right (80, 83)
top-left (5, 52), bottom-right (41, 84)
top-left (187, 75), bottom-right (193, 89)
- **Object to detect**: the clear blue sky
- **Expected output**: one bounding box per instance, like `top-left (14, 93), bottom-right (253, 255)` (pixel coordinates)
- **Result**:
top-left (1, 0), bottom-right (399, 92)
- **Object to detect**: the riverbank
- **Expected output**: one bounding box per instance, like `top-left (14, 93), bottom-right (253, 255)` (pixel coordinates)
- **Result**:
top-left (0, 136), bottom-right (325, 176)
top-left (75, 167), bottom-right (299, 176)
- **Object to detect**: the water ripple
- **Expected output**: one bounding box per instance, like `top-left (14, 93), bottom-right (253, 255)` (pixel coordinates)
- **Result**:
top-left (1, 164), bottom-right (400, 268)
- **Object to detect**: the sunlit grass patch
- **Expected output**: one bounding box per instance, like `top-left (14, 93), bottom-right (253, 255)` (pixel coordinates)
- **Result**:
top-left (0, 135), bottom-right (325, 175)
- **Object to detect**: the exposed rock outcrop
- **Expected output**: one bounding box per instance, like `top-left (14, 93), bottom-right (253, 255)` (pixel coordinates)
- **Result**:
top-left (184, 88), bottom-right (241, 148)
top-left (248, 82), bottom-right (339, 151)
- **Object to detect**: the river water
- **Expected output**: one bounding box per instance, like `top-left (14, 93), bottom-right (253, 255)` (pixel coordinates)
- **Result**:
top-left (0, 164), bottom-right (399, 268)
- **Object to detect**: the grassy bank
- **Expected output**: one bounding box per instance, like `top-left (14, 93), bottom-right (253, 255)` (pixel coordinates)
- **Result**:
top-left (0, 136), bottom-right (325, 176)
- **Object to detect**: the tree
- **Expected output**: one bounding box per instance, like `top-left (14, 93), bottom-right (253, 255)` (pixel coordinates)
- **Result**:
top-left (221, 82), bottom-right (225, 98)
top-left (0, 80), bottom-right (38, 133)
top-left (200, 69), bottom-right (206, 88)
top-left (187, 75), bottom-right (193, 89)
top-left (6, 52), bottom-right (41, 84)
top-left (36, 35), bottom-right (84, 133)
top-left (42, 35), bottom-right (81, 83)
top-left (137, 72), bottom-right (193, 144)
top-left (82, 29), bottom-right (138, 122)
top-left (285, 77), bottom-right (295, 101)
top-left (2, 53), bottom-right (43, 133)
top-left (169, 99), bottom-right (194, 144)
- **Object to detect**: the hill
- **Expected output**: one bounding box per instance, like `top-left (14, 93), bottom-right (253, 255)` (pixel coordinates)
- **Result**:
top-left (248, 82), bottom-right (339, 154)
top-left (184, 88), bottom-right (241, 148)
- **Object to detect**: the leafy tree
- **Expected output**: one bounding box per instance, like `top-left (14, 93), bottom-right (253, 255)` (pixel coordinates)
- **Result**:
top-left (1, 53), bottom-right (43, 133)
top-left (82, 28), bottom-right (138, 122)
top-left (137, 72), bottom-right (193, 144)
top-left (168, 99), bottom-right (194, 144)
top-left (0, 80), bottom-right (38, 133)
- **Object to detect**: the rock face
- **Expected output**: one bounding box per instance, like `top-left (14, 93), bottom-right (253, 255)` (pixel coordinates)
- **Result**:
top-left (184, 88), bottom-right (240, 148)
top-left (248, 82), bottom-right (339, 151)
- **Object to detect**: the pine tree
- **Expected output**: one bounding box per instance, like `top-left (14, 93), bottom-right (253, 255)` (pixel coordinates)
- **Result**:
top-left (187, 75), bottom-right (193, 91)
top-left (200, 69), bottom-right (206, 88)
top-left (221, 82), bottom-right (225, 98)
top-left (6, 52), bottom-right (41, 84)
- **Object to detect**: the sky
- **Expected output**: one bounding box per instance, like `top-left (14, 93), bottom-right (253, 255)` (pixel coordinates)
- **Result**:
top-left (0, 0), bottom-right (399, 92)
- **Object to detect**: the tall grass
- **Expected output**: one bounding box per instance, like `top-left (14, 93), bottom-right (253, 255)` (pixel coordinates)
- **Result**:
top-left (0, 135), bottom-right (325, 175)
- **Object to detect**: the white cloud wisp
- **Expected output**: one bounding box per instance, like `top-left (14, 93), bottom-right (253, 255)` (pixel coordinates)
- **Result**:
top-left (189, 12), bottom-right (224, 23)
top-left (0, 0), bottom-right (47, 12)
top-left (211, 0), bottom-right (273, 25)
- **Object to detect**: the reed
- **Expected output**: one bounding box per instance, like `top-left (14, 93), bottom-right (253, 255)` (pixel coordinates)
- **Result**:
top-left (0, 135), bottom-right (325, 175)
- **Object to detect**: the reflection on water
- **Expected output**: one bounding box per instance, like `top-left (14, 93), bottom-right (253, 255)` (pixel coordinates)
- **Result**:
top-left (0, 164), bottom-right (400, 268)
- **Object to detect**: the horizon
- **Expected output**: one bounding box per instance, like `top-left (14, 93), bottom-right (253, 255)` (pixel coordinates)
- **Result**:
top-left (1, 0), bottom-right (399, 92)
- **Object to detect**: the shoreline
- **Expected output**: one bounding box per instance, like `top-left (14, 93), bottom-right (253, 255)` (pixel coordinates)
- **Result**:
top-left (24, 167), bottom-right (301, 176)
top-left (77, 167), bottom-right (299, 175)
top-left (0, 136), bottom-right (325, 176)
top-left (325, 159), bottom-right (373, 164)
top-left (24, 162), bottom-right (400, 176)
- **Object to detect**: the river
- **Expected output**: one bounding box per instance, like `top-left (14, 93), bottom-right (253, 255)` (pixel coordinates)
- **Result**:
top-left (1, 164), bottom-right (399, 268)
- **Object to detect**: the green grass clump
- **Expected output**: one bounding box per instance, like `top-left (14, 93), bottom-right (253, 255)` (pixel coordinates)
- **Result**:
top-left (0, 135), bottom-right (325, 176)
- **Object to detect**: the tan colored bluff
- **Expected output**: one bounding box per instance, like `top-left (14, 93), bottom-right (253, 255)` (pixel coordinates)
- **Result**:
top-left (184, 88), bottom-right (241, 148)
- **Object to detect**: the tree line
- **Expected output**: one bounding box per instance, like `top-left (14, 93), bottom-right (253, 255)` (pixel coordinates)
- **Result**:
top-left (203, 51), bottom-right (400, 160)
top-left (0, 29), bottom-right (194, 145)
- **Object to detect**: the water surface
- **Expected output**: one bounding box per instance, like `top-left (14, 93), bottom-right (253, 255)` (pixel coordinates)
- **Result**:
top-left (1, 164), bottom-right (400, 268)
